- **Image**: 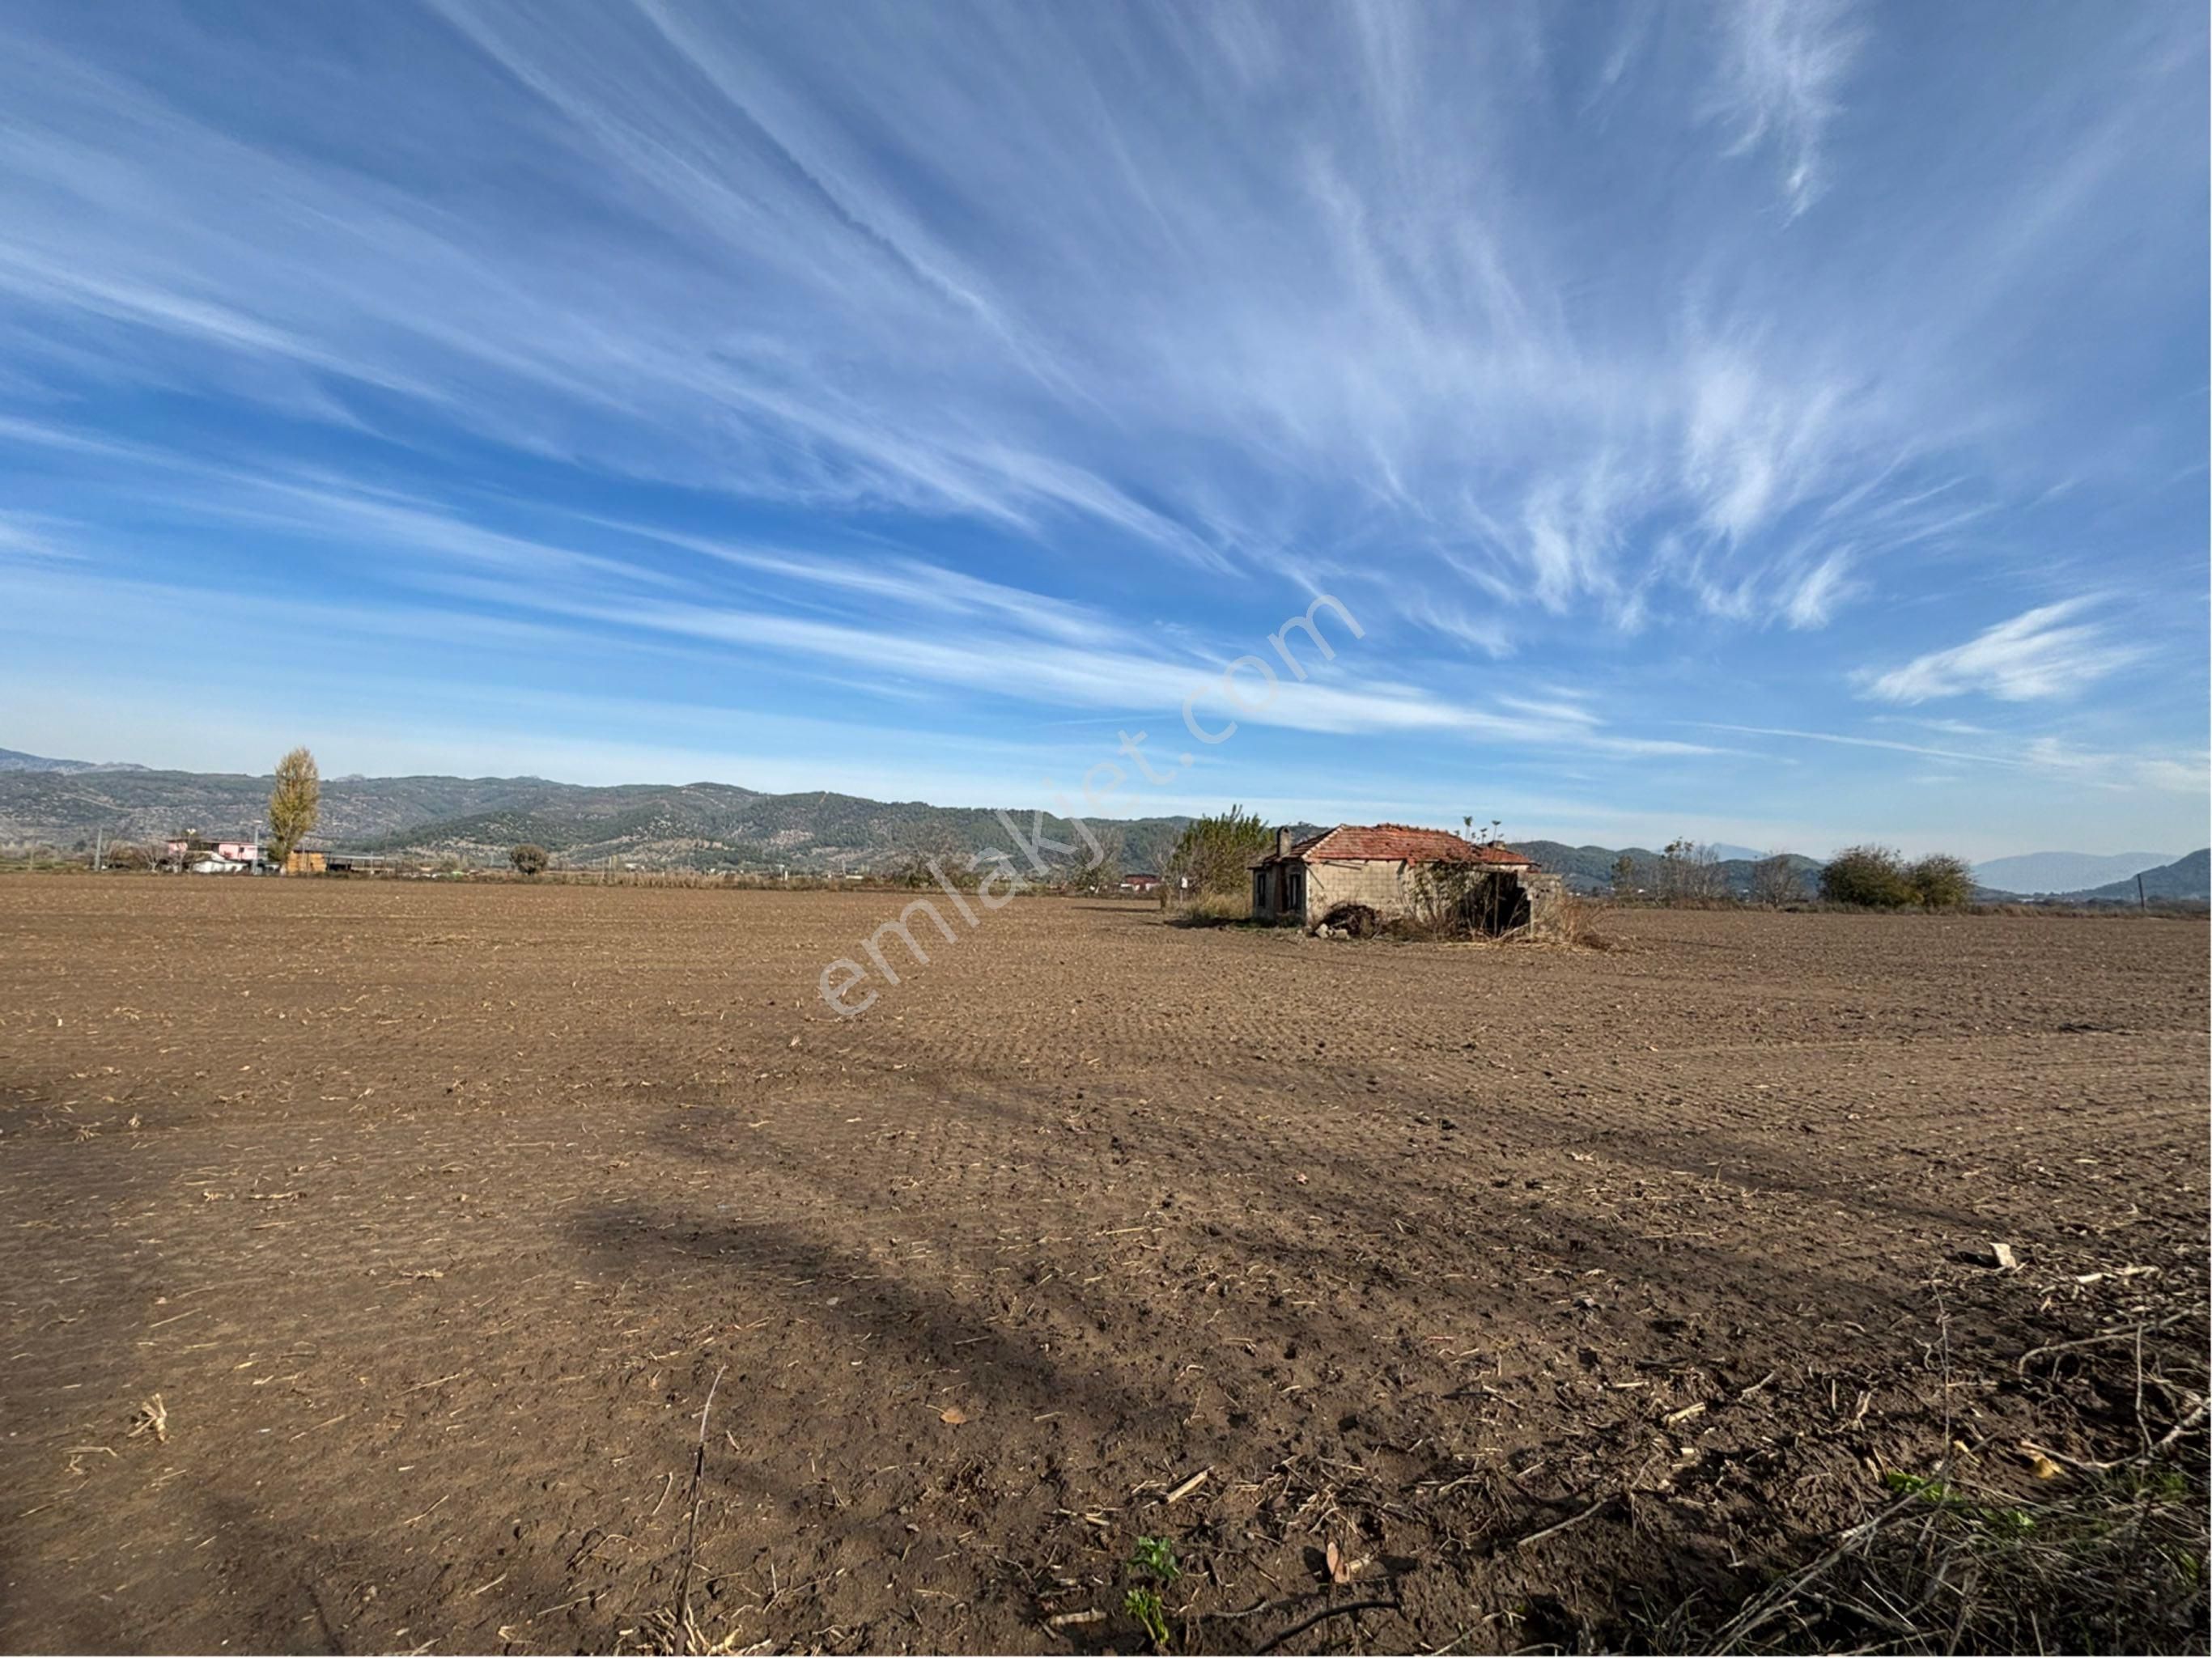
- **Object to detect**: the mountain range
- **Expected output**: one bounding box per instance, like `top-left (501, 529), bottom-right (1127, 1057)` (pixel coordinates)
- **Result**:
top-left (0, 746), bottom-right (144, 774)
top-left (0, 748), bottom-right (2202, 901)
top-left (1968, 849), bottom-right (2182, 895)
top-left (0, 756), bottom-right (1199, 874)
top-left (2050, 849), bottom-right (2210, 905)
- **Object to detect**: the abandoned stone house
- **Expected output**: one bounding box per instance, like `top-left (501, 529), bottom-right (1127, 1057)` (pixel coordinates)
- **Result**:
top-left (1248, 823), bottom-right (1565, 936)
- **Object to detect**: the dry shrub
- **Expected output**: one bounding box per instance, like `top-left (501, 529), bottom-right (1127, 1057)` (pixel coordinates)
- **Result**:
top-left (1690, 1466), bottom-right (2207, 1655)
top-left (1319, 901), bottom-right (1379, 937)
top-left (1557, 893), bottom-right (1614, 951)
top-left (617, 1606), bottom-right (770, 1656)
top-left (1168, 889), bottom-right (1253, 927)
top-left (1378, 879), bottom-right (1611, 949)
top-left (1405, 863), bottom-right (1535, 937)
top-left (1658, 1299), bottom-right (2210, 1656)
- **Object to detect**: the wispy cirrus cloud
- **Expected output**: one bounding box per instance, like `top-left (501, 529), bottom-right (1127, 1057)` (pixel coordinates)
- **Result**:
top-left (3, 440), bottom-right (1705, 761)
top-left (0, 0), bottom-right (2146, 635)
top-left (1858, 600), bottom-right (2141, 705)
top-left (0, 510), bottom-right (87, 566)
top-left (1707, 0), bottom-right (1866, 216)
top-left (2017, 738), bottom-right (2210, 797)
top-left (0, 2), bottom-right (2201, 854)
top-left (1779, 549), bottom-right (1856, 629)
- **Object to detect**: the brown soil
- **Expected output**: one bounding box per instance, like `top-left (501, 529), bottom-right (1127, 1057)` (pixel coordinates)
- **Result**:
top-left (1, 880), bottom-right (2204, 1654)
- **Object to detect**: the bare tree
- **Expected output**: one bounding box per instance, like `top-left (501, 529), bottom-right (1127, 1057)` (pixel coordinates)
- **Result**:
top-left (1749, 853), bottom-right (1808, 906)
top-left (885, 822), bottom-right (966, 888)
top-left (1075, 825), bottom-right (1124, 893)
top-left (1658, 837), bottom-right (1726, 904)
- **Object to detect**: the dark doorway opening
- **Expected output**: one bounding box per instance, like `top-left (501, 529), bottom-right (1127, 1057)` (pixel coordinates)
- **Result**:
top-left (1457, 871), bottom-right (1531, 936)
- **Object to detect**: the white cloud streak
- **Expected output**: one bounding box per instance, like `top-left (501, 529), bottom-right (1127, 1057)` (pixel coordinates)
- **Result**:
top-left (4, 0), bottom-right (2179, 642)
top-left (1859, 600), bottom-right (2140, 704)
top-left (0, 0), bottom-right (2198, 855)
top-left (1708, 0), bottom-right (1865, 216)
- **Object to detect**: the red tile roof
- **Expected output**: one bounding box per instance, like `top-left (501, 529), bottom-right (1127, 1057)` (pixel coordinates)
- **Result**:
top-left (1255, 824), bottom-right (1537, 867)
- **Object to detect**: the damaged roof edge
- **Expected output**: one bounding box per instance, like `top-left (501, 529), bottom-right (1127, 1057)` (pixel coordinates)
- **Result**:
top-left (1250, 823), bottom-right (1540, 869)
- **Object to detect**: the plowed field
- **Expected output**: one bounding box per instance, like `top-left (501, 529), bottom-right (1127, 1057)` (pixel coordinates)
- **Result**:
top-left (2, 880), bottom-right (2203, 1652)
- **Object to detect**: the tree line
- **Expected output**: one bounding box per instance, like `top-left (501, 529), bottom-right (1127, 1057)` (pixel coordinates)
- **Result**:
top-left (1610, 838), bottom-right (1974, 909)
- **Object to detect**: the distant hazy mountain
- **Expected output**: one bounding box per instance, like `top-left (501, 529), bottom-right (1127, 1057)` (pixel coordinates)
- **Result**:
top-left (0, 763), bottom-right (1202, 873)
top-left (2044, 850), bottom-right (2210, 904)
top-left (1, 754), bottom-right (2189, 898)
top-left (4, 761), bottom-right (1790, 880)
top-left (1972, 850), bottom-right (2179, 895)
top-left (0, 747), bottom-right (127, 773)
top-left (1705, 842), bottom-right (1774, 863)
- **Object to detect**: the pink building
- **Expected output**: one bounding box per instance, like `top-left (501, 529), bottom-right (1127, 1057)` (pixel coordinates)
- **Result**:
top-left (164, 836), bottom-right (261, 870)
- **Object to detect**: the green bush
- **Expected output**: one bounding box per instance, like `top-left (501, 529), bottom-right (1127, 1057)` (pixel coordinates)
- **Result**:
top-left (1821, 846), bottom-right (1977, 909)
top-left (1166, 805), bottom-right (1272, 898)
top-left (1819, 845), bottom-right (1916, 908)
top-left (508, 843), bottom-right (550, 877)
top-left (1907, 852), bottom-right (1975, 909)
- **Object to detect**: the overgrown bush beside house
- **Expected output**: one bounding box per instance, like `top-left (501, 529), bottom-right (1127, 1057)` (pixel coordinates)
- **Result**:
top-left (1166, 805), bottom-right (1271, 901)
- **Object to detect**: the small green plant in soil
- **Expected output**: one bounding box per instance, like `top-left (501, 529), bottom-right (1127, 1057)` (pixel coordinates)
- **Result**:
top-left (1123, 1587), bottom-right (1169, 1650)
top-left (1131, 1535), bottom-right (1180, 1584)
top-left (1883, 1468), bottom-right (2036, 1537)
top-left (1123, 1535), bottom-right (1180, 1649)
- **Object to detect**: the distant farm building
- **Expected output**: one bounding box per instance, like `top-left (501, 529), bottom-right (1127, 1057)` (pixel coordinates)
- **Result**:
top-left (1120, 872), bottom-right (1161, 894)
top-left (162, 834), bottom-right (396, 876)
top-left (164, 833), bottom-right (261, 873)
top-left (291, 848), bottom-right (389, 876)
top-left (1249, 824), bottom-right (1565, 937)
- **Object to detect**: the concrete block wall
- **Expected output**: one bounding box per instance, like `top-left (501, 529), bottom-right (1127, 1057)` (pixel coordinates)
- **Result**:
top-left (1521, 871), bottom-right (1568, 940)
top-left (1301, 860), bottom-right (1567, 938)
top-left (1306, 859), bottom-right (1418, 921)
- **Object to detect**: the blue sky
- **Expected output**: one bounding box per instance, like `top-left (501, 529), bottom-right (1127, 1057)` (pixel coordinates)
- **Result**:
top-left (1, 1), bottom-right (2205, 859)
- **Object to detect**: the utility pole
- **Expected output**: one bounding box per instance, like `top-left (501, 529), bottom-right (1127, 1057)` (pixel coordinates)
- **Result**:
top-left (2138, 872), bottom-right (2146, 910)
